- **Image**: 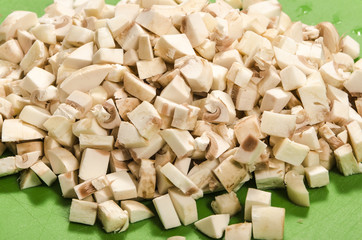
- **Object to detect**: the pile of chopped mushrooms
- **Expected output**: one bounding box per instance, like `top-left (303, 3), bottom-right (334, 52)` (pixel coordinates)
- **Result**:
top-left (0, 0), bottom-right (361, 239)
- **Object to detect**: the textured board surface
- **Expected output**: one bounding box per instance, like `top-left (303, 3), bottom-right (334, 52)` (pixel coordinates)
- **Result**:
top-left (0, 0), bottom-right (362, 239)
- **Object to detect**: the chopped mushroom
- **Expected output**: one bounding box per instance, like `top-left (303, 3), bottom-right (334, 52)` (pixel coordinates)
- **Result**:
top-left (0, 0), bottom-right (361, 238)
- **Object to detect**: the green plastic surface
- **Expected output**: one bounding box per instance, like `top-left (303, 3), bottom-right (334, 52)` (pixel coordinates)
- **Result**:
top-left (0, 0), bottom-right (362, 239)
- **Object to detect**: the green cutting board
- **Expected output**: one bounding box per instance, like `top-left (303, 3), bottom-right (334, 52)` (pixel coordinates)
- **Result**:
top-left (0, 0), bottom-right (362, 239)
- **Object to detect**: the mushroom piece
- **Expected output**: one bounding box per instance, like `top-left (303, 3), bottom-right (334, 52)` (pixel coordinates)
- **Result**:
top-left (137, 159), bottom-right (156, 199)
top-left (92, 99), bottom-right (121, 130)
top-left (0, 156), bottom-right (20, 177)
top-left (203, 131), bottom-right (230, 160)
top-left (316, 22), bottom-right (340, 54)
top-left (260, 111), bottom-right (296, 138)
top-left (160, 162), bottom-right (203, 199)
top-left (62, 42), bottom-right (94, 69)
top-left (305, 165), bottom-right (330, 188)
top-left (211, 191), bottom-right (241, 216)
top-left (79, 134), bottom-right (114, 151)
top-left (252, 206), bottom-right (285, 240)
top-left (47, 147), bottom-right (79, 174)
top-left (153, 194), bottom-right (181, 230)
top-left (20, 40), bottom-right (48, 74)
top-left (0, 39), bottom-right (24, 64)
top-left (334, 144), bottom-right (361, 176)
top-left (120, 200), bottom-right (154, 223)
top-left (225, 222), bottom-right (252, 240)
top-left (175, 55), bottom-right (213, 93)
top-left (78, 148), bottom-right (110, 181)
top-left (30, 161), bottom-right (57, 186)
top-left (2, 119), bottom-right (46, 142)
top-left (98, 200), bottom-right (129, 233)
top-left (244, 187), bottom-right (272, 221)
top-left (58, 171), bottom-right (78, 198)
top-left (284, 170), bottom-right (310, 207)
top-left (0, 11), bottom-right (38, 41)
top-left (107, 171), bottom-right (138, 201)
top-left (43, 115), bottom-right (75, 147)
top-left (168, 187), bottom-right (198, 226)
top-left (194, 214), bottom-right (230, 239)
top-left (213, 156), bottom-right (248, 193)
top-left (273, 138), bottom-right (310, 166)
top-left (254, 158), bottom-right (285, 190)
top-left (15, 151), bottom-right (41, 170)
top-left (154, 34), bottom-right (196, 63)
top-left (18, 168), bottom-right (42, 190)
top-left (203, 90), bottom-right (236, 124)
top-left (346, 121), bottom-right (362, 162)
top-left (128, 101), bottom-right (162, 140)
top-left (69, 199), bottom-right (98, 226)
top-left (60, 64), bottom-right (113, 95)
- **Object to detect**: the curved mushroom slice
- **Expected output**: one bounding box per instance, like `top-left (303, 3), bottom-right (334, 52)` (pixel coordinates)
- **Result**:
top-left (30, 86), bottom-right (59, 108)
top-left (0, 11), bottom-right (38, 41)
top-left (16, 151), bottom-right (41, 170)
top-left (316, 22), bottom-right (340, 54)
top-left (47, 147), bottom-right (79, 174)
top-left (20, 40), bottom-right (48, 74)
top-left (203, 90), bottom-right (236, 124)
top-left (2, 119), bottom-right (46, 142)
top-left (284, 170), bottom-right (310, 207)
top-left (60, 64), bottom-right (113, 95)
top-left (154, 34), bottom-right (196, 63)
top-left (203, 131), bottom-right (230, 160)
top-left (92, 99), bottom-right (121, 130)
